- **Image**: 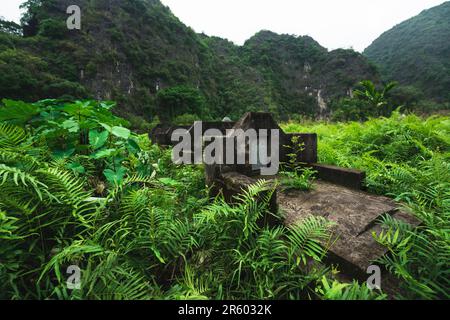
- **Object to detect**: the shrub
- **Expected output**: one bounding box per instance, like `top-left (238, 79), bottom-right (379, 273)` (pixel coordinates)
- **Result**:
top-left (38, 19), bottom-right (67, 39)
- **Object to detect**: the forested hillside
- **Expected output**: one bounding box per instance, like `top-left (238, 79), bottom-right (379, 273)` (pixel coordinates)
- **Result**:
top-left (241, 31), bottom-right (379, 116)
top-left (364, 1), bottom-right (450, 105)
top-left (0, 0), bottom-right (379, 123)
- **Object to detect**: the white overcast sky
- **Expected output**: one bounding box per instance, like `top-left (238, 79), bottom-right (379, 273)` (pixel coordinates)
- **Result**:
top-left (1, 0), bottom-right (447, 51)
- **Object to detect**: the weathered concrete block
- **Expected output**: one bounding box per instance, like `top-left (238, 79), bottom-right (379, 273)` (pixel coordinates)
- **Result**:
top-left (232, 112), bottom-right (283, 132)
top-left (278, 181), bottom-right (421, 278)
top-left (283, 133), bottom-right (318, 164)
top-left (149, 124), bottom-right (171, 145)
top-left (149, 124), bottom-right (193, 146)
top-left (205, 163), bottom-right (236, 188)
top-left (150, 113), bottom-right (367, 191)
top-left (166, 125), bottom-right (193, 146)
top-left (312, 163), bottom-right (366, 190)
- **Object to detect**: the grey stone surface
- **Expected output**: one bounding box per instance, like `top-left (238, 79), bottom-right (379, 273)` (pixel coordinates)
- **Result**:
top-left (284, 133), bottom-right (318, 164)
top-left (278, 181), bottom-right (420, 275)
top-left (312, 164), bottom-right (366, 190)
top-left (216, 173), bottom-right (420, 277)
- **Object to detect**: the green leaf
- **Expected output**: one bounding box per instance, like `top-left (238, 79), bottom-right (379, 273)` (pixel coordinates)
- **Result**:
top-left (99, 122), bottom-right (112, 132)
top-left (89, 130), bottom-right (109, 150)
top-left (111, 126), bottom-right (130, 139)
top-left (158, 177), bottom-right (181, 187)
top-left (66, 162), bottom-right (85, 174)
top-left (0, 100), bottom-right (40, 124)
top-left (60, 101), bottom-right (94, 117)
top-left (100, 101), bottom-right (115, 110)
top-left (91, 148), bottom-right (116, 159)
top-left (151, 246), bottom-right (166, 264)
top-left (126, 138), bottom-right (141, 154)
top-left (52, 148), bottom-right (75, 159)
top-left (104, 167), bottom-right (127, 185)
top-left (61, 119), bottom-right (79, 133)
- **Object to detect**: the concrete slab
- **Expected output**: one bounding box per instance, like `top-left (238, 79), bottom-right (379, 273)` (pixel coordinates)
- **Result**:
top-left (312, 164), bottom-right (366, 190)
top-left (278, 181), bottom-right (420, 275)
top-left (214, 171), bottom-right (420, 281)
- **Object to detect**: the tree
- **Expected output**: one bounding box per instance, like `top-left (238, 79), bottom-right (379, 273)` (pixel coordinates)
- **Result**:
top-left (354, 80), bottom-right (397, 116)
top-left (20, 0), bottom-right (43, 37)
top-left (0, 19), bottom-right (22, 36)
top-left (331, 97), bottom-right (372, 122)
top-left (156, 86), bottom-right (206, 122)
top-left (388, 85), bottom-right (424, 111)
top-left (38, 18), bottom-right (67, 39)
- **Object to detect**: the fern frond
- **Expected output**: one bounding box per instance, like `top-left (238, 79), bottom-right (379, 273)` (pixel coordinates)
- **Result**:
top-left (106, 173), bottom-right (157, 202)
top-left (0, 164), bottom-right (47, 200)
top-left (0, 149), bottom-right (42, 170)
top-left (0, 123), bottom-right (28, 148)
top-left (287, 216), bottom-right (334, 265)
top-left (36, 168), bottom-right (90, 205)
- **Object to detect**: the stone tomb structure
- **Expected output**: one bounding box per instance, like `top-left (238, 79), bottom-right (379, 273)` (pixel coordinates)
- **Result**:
top-left (149, 112), bottom-right (420, 281)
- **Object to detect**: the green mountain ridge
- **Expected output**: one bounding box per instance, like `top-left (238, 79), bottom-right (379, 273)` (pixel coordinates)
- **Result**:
top-left (0, 0), bottom-right (379, 122)
top-left (364, 1), bottom-right (450, 103)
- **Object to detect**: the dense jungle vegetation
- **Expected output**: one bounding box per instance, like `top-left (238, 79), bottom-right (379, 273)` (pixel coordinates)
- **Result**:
top-left (284, 113), bottom-right (450, 299)
top-left (0, 0), bottom-right (449, 302)
top-left (0, 98), bottom-right (448, 300)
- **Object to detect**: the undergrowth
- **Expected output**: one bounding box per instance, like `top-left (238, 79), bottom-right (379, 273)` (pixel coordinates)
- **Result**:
top-left (0, 99), bottom-right (342, 300)
top-left (0, 99), bottom-right (448, 300)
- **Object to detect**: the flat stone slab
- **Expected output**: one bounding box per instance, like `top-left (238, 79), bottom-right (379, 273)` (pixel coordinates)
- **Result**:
top-left (278, 181), bottom-right (420, 275)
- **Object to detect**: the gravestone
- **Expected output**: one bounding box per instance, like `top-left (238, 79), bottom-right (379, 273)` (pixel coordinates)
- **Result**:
top-left (149, 112), bottom-right (420, 282)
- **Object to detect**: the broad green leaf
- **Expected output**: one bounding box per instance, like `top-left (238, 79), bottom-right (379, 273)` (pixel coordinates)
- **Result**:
top-left (100, 101), bottom-right (116, 110)
top-left (91, 148), bottom-right (116, 159)
top-left (104, 167), bottom-right (127, 185)
top-left (61, 119), bottom-right (79, 133)
top-left (66, 162), bottom-right (85, 174)
top-left (52, 148), bottom-right (75, 159)
top-left (99, 122), bottom-right (112, 132)
top-left (0, 100), bottom-right (40, 124)
top-left (111, 126), bottom-right (131, 139)
top-left (89, 130), bottom-right (109, 150)
top-left (126, 138), bottom-right (141, 154)
top-left (60, 101), bottom-right (94, 117)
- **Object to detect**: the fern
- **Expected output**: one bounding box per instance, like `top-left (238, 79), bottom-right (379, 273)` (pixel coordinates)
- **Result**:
top-left (0, 123), bottom-right (28, 148)
top-left (315, 276), bottom-right (387, 300)
top-left (287, 216), bottom-right (335, 265)
top-left (0, 164), bottom-right (48, 200)
top-left (2, 99), bottom-right (448, 300)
